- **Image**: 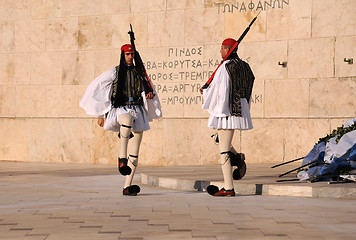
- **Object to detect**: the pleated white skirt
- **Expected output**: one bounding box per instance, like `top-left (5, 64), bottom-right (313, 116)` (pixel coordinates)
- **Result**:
top-left (207, 98), bottom-right (253, 130)
top-left (104, 105), bottom-right (150, 132)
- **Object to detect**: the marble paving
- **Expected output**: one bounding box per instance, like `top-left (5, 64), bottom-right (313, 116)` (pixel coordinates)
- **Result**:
top-left (1, 161), bottom-right (355, 240)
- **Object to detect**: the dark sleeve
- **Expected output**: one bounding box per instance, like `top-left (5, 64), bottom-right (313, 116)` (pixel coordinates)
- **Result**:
top-left (142, 75), bottom-right (153, 93)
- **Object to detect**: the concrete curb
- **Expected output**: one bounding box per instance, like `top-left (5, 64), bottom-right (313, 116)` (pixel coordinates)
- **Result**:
top-left (141, 173), bottom-right (356, 199)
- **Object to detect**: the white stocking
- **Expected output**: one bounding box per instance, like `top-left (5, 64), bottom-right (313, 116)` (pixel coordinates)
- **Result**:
top-left (217, 129), bottom-right (234, 190)
top-left (118, 114), bottom-right (134, 159)
top-left (212, 132), bottom-right (238, 154)
top-left (124, 131), bottom-right (143, 188)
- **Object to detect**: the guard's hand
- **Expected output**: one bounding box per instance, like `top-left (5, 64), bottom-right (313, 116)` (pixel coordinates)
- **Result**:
top-left (146, 92), bottom-right (155, 99)
top-left (199, 87), bottom-right (204, 94)
top-left (97, 118), bottom-right (104, 127)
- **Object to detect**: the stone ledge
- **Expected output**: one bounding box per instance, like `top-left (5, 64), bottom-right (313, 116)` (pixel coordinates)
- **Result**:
top-left (141, 173), bottom-right (356, 199)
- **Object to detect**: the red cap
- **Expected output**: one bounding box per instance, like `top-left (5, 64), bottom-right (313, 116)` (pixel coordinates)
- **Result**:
top-left (121, 44), bottom-right (134, 52)
top-left (222, 38), bottom-right (236, 47)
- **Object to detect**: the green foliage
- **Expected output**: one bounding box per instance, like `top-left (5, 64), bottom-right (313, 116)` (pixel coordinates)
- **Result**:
top-left (317, 122), bottom-right (356, 145)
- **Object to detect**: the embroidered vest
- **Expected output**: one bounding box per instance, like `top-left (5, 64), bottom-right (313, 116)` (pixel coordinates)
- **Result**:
top-left (225, 57), bottom-right (255, 116)
top-left (111, 65), bottom-right (144, 107)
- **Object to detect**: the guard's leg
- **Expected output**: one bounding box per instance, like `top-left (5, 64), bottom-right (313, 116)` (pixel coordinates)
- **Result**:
top-left (208, 129), bottom-right (236, 196)
top-left (218, 129), bottom-right (235, 191)
top-left (212, 133), bottom-right (246, 180)
top-left (124, 131), bottom-right (143, 195)
top-left (118, 114), bottom-right (134, 175)
top-left (211, 133), bottom-right (243, 165)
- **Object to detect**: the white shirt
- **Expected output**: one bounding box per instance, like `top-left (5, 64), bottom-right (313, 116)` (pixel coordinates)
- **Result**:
top-left (80, 67), bottom-right (162, 132)
top-left (202, 60), bottom-right (253, 130)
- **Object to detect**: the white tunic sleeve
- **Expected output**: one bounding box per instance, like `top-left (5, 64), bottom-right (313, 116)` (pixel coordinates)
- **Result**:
top-left (79, 68), bottom-right (116, 116)
top-left (202, 61), bottom-right (230, 117)
top-left (142, 86), bottom-right (163, 121)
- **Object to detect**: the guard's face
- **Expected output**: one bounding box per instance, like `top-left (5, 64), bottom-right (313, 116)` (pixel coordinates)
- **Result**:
top-left (125, 51), bottom-right (134, 65)
top-left (220, 45), bottom-right (230, 59)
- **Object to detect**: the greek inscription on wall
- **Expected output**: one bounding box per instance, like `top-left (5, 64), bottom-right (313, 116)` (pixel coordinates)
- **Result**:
top-left (215, 0), bottom-right (289, 14)
top-left (144, 46), bottom-right (262, 116)
top-left (145, 47), bottom-right (220, 108)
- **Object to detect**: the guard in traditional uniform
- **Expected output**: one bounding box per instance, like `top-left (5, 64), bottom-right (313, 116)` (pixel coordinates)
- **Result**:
top-left (200, 38), bottom-right (255, 196)
top-left (80, 44), bottom-right (162, 196)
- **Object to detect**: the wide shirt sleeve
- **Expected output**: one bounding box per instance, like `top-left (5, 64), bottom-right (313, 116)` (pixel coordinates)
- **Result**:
top-left (202, 61), bottom-right (231, 117)
top-left (79, 68), bottom-right (116, 116)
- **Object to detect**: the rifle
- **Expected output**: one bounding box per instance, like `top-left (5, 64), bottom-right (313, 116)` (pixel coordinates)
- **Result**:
top-left (203, 10), bottom-right (262, 87)
top-left (278, 160), bottom-right (319, 178)
top-left (271, 156), bottom-right (305, 168)
top-left (128, 24), bottom-right (153, 89)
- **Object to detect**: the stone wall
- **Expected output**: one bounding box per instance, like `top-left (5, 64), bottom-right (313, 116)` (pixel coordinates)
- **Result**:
top-left (0, 0), bottom-right (355, 166)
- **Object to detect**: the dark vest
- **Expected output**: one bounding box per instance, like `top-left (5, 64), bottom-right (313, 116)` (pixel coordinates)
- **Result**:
top-left (225, 57), bottom-right (255, 116)
top-left (111, 65), bottom-right (152, 107)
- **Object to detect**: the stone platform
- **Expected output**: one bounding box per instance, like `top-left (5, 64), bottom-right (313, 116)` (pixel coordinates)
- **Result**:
top-left (140, 163), bottom-right (356, 199)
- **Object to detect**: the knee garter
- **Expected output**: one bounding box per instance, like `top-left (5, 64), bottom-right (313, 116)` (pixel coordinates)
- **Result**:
top-left (128, 154), bottom-right (138, 167)
top-left (218, 151), bottom-right (232, 165)
top-left (119, 124), bottom-right (133, 138)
